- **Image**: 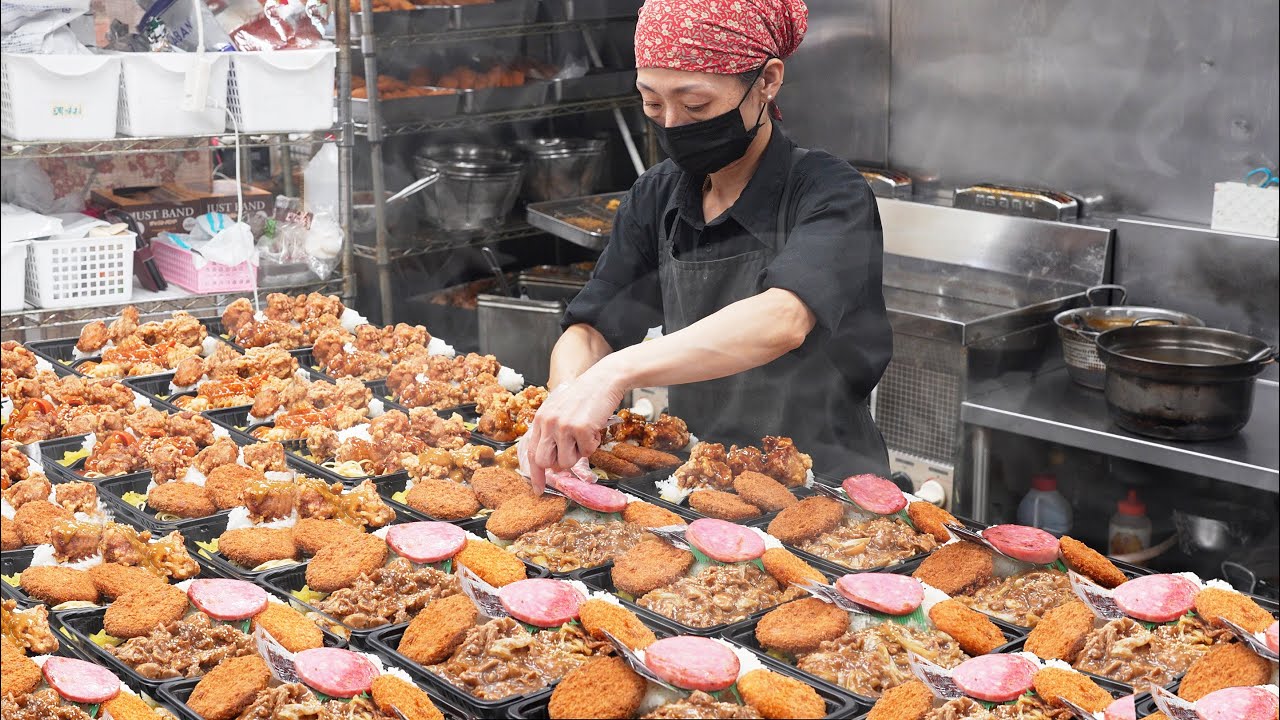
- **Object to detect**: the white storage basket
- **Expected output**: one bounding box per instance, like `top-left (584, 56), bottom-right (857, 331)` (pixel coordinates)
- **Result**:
top-left (118, 52), bottom-right (230, 137)
top-left (227, 48), bottom-right (336, 132)
top-left (2, 240), bottom-right (29, 311)
top-left (25, 234), bottom-right (135, 310)
top-left (1, 53), bottom-right (121, 141)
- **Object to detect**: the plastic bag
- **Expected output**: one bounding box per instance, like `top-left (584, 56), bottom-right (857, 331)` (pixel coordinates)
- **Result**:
top-left (136, 0), bottom-right (234, 51)
top-left (0, 160), bottom-right (85, 215)
top-left (303, 211), bottom-right (342, 280)
top-left (228, 0), bottom-right (327, 51)
top-left (1, 0), bottom-right (92, 53)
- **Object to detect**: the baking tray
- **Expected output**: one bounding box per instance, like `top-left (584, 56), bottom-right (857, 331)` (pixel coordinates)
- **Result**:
top-left (56, 600), bottom-right (349, 694)
top-left (353, 91), bottom-right (459, 125)
top-left (551, 69), bottom-right (637, 103)
top-left (451, 0), bottom-right (537, 29)
top-left (459, 81), bottom-right (550, 114)
top-left (526, 192), bottom-right (626, 250)
top-left (541, 0), bottom-right (643, 21)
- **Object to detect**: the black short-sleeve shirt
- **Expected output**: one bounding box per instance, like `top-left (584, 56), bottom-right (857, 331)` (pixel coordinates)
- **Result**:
top-left (562, 126), bottom-right (892, 402)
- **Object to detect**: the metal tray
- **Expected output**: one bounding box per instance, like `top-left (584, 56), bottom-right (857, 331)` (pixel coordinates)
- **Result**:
top-left (353, 91), bottom-right (459, 125)
top-left (552, 69), bottom-right (637, 103)
top-left (541, 0), bottom-right (643, 21)
top-left (458, 81), bottom-right (551, 114)
top-left (452, 0), bottom-right (537, 28)
top-left (526, 192), bottom-right (626, 250)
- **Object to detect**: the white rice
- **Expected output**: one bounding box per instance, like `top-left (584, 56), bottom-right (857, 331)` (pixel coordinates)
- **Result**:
top-left (729, 642), bottom-right (765, 680)
top-left (81, 434), bottom-right (97, 454)
top-left (369, 398), bottom-right (386, 418)
top-left (342, 341), bottom-right (358, 355)
top-left (212, 426), bottom-right (230, 439)
top-left (336, 424), bottom-right (372, 443)
top-left (486, 531), bottom-right (511, 548)
top-left (133, 392), bottom-right (152, 409)
top-left (656, 475), bottom-right (693, 504)
top-left (638, 684), bottom-right (686, 716)
top-left (29, 654), bottom-right (53, 668)
top-left (427, 336), bottom-right (456, 358)
top-left (464, 530), bottom-right (487, 544)
top-left (1, 498), bottom-right (14, 520)
top-left (34, 357), bottom-right (54, 373)
top-left (30, 544), bottom-right (103, 570)
top-left (339, 308), bottom-right (367, 332)
top-left (226, 507), bottom-right (298, 531)
top-left (497, 366), bottom-right (524, 392)
top-left (373, 526), bottom-right (390, 539)
top-left (253, 310), bottom-right (268, 322)
top-left (747, 526), bottom-right (782, 550)
top-left (181, 466), bottom-right (208, 487)
top-left (173, 579), bottom-right (195, 592)
top-left (1, 397), bottom-right (11, 424)
top-left (265, 471), bottom-right (294, 482)
top-left (169, 380), bottom-right (197, 395)
top-left (201, 336), bottom-right (222, 357)
top-left (72, 345), bottom-right (99, 361)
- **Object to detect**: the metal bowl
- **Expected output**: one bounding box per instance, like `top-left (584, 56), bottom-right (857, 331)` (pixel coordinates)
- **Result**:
top-left (514, 137), bottom-right (607, 202)
top-left (413, 143), bottom-right (525, 232)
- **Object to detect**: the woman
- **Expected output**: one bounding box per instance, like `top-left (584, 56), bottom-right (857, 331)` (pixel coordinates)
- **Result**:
top-left (525, 0), bottom-right (892, 491)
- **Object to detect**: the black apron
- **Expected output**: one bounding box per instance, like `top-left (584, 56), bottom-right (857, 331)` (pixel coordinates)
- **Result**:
top-left (657, 148), bottom-right (890, 478)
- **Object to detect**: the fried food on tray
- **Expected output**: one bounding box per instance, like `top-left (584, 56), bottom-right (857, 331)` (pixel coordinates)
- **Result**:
top-left (739, 668), bottom-right (827, 720)
top-left (589, 449), bottom-right (643, 478)
top-left (455, 537), bottom-right (526, 588)
top-left (689, 488), bottom-right (762, 521)
top-left (476, 385), bottom-right (548, 442)
top-left (549, 655), bottom-right (647, 720)
top-left (928, 599), bottom-right (1007, 655)
top-left (1, 599), bottom-right (58, 655)
top-left (1032, 667), bottom-right (1114, 713)
top-left (187, 654), bottom-right (272, 720)
top-left (906, 501), bottom-right (960, 543)
top-left (371, 675), bottom-right (445, 720)
top-left (147, 481), bottom-right (217, 518)
top-left (621, 500), bottom-right (686, 528)
top-left (606, 409), bottom-right (690, 452)
top-left (612, 539), bottom-right (695, 597)
top-left (767, 496), bottom-right (844, 545)
top-left (761, 547), bottom-right (826, 589)
top-left (911, 541), bottom-right (994, 596)
top-left (866, 680), bottom-right (935, 720)
top-left (289, 518), bottom-right (363, 556)
top-left (1177, 641), bottom-right (1274, 701)
top-left (218, 527), bottom-right (298, 568)
top-left (204, 465), bottom-right (257, 510)
top-left (1059, 535), bottom-right (1126, 588)
top-left (103, 582), bottom-right (189, 638)
top-left (3, 473), bottom-right (51, 510)
top-left (606, 442), bottom-right (683, 471)
top-left (399, 594), bottom-right (478, 665)
top-left (756, 597), bottom-right (851, 655)
top-left (0, 517), bottom-right (19, 550)
top-left (1024, 599), bottom-right (1095, 661)
top-left (100, 691), bottom-right (172, 720)
top-left (18, 566), bottom-right (99, 607)
top-left (87, 562), bottom-right (165, 601)
top-left (469, 466), bottom-right (533, 509)
top-left (13, 499), bottom-right (73, 546)
top-left (0, 637), bottom-right (42, 696)
top-left (405, 477), bottom-right (481, 520)
top-left (734, 470), bottom-right (799, 512)
top-left (253, 601), bottom-right (324, 653)
top-left (485, 492), bottom-right (568, 541)
top-left (304, 532), bottom-right (387, 593)
top-left (1193, 586), bottom-right (1275, 632)
top-left (577, 598), bottom-right (657, 651)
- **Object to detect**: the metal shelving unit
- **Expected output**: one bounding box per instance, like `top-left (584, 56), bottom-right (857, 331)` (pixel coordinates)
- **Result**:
top-left (352, 219), bottom-right (543, 260)
top-left (0, 131), bottom-right (335, 159)
top-left (360, 95), bottom-right (639, 136)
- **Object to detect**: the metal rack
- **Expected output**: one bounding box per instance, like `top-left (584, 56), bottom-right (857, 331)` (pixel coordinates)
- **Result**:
top-left (351, 2), bottom-right (642, 323)
top-left (0, 3), bottom-right (356, 342)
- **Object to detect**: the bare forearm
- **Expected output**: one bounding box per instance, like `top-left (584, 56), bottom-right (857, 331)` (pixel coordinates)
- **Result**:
top-left (548, 323), bottom-right (614, 388)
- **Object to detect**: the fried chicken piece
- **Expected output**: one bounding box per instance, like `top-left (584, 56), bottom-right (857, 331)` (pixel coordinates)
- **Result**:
top-left (674, 442), bottom-right (734, 491)
top-left (242, 476), bottom-right (297, 522)
top-left (646, 414), bottom-right (690, 451)
top-left (761, 436), bottom-right (812, 488)
top-left (140, 435), bottom-right (197, 483)
top-left (241, 441), bottom-right (288, 473)
top-left (149, 529), bottom-right (201, 580)
top-left (167, 410), bottom-right (215, 446)
top-left (14, 499), bottom-right (72, 546)
top-left (399, 594), bottom-right (477, 665)
top-left (929, 599), bottom-right (1008, 655)
top-left (727, 445), bottom-right (766, 476)
top-left (101, 522), bottom-right (150, 566)
top-left (2, 600), bottom-right (59, 654)
top-left (2, 474), bottom-right (51, 510)
top-left (77, 319), bottom-right (111, 353)
top-left (192, 437), bottom-right (239, 477)
top-left (1, 342), bottom-right (38, 379)
top-left (51, 518), bottom-right (103, 561)
top-left (221, 298), bottom-right (255, 334)
top-left (204, 464), bottom-right (260, 510)
top-left (1, 518), bottom-right (20, 550)
top-left (1, 637), bottom-right (42, 696)
top-left (53, 481), bottom-right (97, 514)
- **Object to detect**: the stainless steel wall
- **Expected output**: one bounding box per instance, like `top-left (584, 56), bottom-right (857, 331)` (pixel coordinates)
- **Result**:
top-left (784, 0), bottom-right (1279, 226)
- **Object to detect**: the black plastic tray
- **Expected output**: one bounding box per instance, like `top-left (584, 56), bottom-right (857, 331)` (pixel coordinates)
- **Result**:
top-left (98, 472), bottom-right (231, 535)
top-left (125, 362), bottom-right (337, 415)
top-left (158, 672), bottom-right (471, 720)
top-left (36, 433), bottom-right (155, 487)
top-left (25, 317), bottom-right (233, 374)
top-left (57, 603), bottom-right (347, 694)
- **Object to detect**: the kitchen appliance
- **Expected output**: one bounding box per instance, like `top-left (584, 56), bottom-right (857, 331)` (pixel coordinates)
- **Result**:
top-left (514, 137), bottom-right (607, 203)
top-left (413, 144), bottom-right (524, 232)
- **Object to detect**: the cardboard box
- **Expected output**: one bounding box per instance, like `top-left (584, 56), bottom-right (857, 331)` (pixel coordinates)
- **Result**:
top-left (89, 181), bottom-right (273, 238)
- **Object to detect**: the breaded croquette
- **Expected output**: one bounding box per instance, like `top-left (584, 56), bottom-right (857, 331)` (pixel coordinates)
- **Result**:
top-left (104, 582), bottom-right (188, 638)
top-left (911, 541), bottom-right (993, 596)
top-left (868, 680), bottom-right (935, 720)
top-left (761, 547), bottom-right (827, 589)
top-left (405, 478), bottom-right (481, 521)
top-left (767, 496), bottom-right (845, 545)
top-left (689, 489), bottom-right (762, 521)
top-left (928, 599), bottom-right (1007, 655)
top-left (1059, 536), bottom-right (1127, 589)
top-left (371, 675), bottom-right (444, 720)
top-left (306, 531), bottom-right (386, 592)
top-left (739, 668), bottom-right (827, 719)
top-left (1178, 642), bottom-right (1274, 701)
top-left (218, 527), bottom-right (298, 569)
top-left (14, 499), bottom-right (72, 546)
top-left (2, 516), bottom-right (23, 550)
top-left (1193, 587), bottom-right (1275, 632)
top-left (589, 450), bottom-right (644, 479)
top-left (577, 598), bottom-right (657, 651)
top-left (88, 562), bottom-right (163, 601)
top-left (549, 656), bottom-right (647, 720)
top-left (253, 600), bottom-right (324, 653)
top-left (291, 518), bottom-right (363, 556)
top-left (612, 539), bottom-right (694, 596)
top-left (907, 501), bottom-right (960, 543)
top-left (19, 566), bottom-right (98, 606)
top-left (1, 636), bottom-right (42, 696)
top-left (621, 501), bottom-right (686, 528)
top-left (608, 443), bottom-right (682, 471)
top-left (147, 481), bottom-right (217, 518)
top-left (100, 691), bottom-right (170, 720)
top-left (755, 597), bottom-right (849, 654)
top-left (485, 493), bottom-right (567, 541)
top-left (1032, 667), bottom-right (1113, 712)
top-left (469, 466), bottom-right (533, 510)
top-left (734, 471), bottom-right (798, 513)
top-left (204, 465), bottom-right (259, 510)
top-left (399, 594), bottom-right (477, 665)
top-left (187, 655), bottom-right (271, 720)
top-left (454, 538), bottom-right (526, 587)
top-left (1024, 600), bottom-right (1095, 662)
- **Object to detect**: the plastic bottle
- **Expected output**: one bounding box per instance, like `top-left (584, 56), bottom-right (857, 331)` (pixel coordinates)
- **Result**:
top-left (1108, 490), bottom-right (1152, 556)
top-left (303, 144), bottom-right (340, 217)
top-left (1016, 475), bottom-right (1073, 536)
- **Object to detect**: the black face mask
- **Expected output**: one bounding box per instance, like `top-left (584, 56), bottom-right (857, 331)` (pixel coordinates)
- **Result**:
top-left (650, 67), bottom-right (768, 176)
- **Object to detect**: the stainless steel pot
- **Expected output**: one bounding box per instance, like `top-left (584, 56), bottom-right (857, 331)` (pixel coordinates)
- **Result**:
top-left (413, 144), bottom-right (525, 232)
top-left (1095, 325), bottom-right (1278, 441)
top-left (1054, 284), bottom-right (1204, 389)
top-left (514, 137), bottom-right (607, 202)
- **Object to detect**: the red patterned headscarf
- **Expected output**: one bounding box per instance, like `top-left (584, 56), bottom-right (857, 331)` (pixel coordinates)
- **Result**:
top-left (634, 0), bottom-right (808, 118)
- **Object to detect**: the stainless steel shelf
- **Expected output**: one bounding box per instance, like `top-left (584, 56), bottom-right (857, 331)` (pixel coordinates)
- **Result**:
top-left (353, 220), bottom-right (544, 261)
top-left (356, 95), bottom-right (639, 136)
top-left (1, 130), bottom-right (336, 159)
top-left (357, 20), bottom-right (603, 49)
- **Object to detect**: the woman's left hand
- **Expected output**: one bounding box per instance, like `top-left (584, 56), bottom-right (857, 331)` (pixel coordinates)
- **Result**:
top-left (524, 363), bottom-right (627, 494)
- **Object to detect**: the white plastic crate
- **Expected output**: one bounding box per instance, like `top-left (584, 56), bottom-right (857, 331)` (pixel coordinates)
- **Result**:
top-left (227, 48), bottom-right (336, 132)
top-left (118, 52), bottom-right (230, 137)
top-left (25, 234), bottom-right (135, 310)
top-left (2, 240), bottom-right (28, 311)
top-left (1, 53), bottom-right (121, 141)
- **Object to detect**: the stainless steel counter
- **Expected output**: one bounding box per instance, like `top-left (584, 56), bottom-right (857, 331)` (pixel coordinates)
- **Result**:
top-left (961, 369), bottom-right (1279, 519)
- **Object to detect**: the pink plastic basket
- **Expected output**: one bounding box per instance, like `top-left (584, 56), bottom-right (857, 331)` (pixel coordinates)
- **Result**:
top-left (151, 240), bottom-right (256, 294)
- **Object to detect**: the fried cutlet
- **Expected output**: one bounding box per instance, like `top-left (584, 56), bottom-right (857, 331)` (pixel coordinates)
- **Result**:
top-left (100, 691), bottom-right (170, 720)
top-left (399, 594), bottom-right (477, 665)
top-left (370, 675), bottom-right (444, 720)
top-left (104, 582), bottom-right (188, 638)
top-left (549, 656), bottom-right (647, 720)
top-left (867, 680), bottom-right (935, 720)
top-left (911, 541), bottom-right (993, 596)
top-left (291, 518), bottom-right (363, 556)
top-left (928, 599), bottom-right (1008, 655)
top-left (455, 538), bottom-right (526, 587)
top-left (485, 493), bottom-right (567, 541)
top-left (13, 499), bottom-right (72, 546)
top-left (405, 478), bottom-right (481, 521)
top-left (1, 636), bottom-right (41, 696)
top-left (589, 450), bottom-right (644, 479)
top-left (186, 655), bottom-right (271, 720)
top-left (612, 539), bottom-right (694, 596)
top-left (761, 547), bottom-right (827, 589)
top-left (1024, 600), bottom-right (1095, 662)
top-left (621, 501), bottom-right (686, 528)
top-left (218, 527), bottom-right (298, 569)
top-left (608, 443), bottom-right (682, 471)
top-left (739, 668), bottom-right (827, 720)
top-left (1059, 536), bottom-right (1126, 589)
top-left (1, 516), bottom-right (22, 550)
top-left (469, 466), bottom-right (534, 510)
top-left (305, 532), bottom-right (386, 592)
top-left (1032, 667), bottom-right (1113, 712)
top-left (1193, 587), bottom-right (1275, 633)
top-left (147, 481), bottom-right (217, 518)
top-left (756, 597), bottom-right (850, 654)
top-left (19, 566), bottom-right (98, 606)
top-left (87, 562), bottom-right (163, 601)
top-left (907, 501), bottom-right (960, 543)
top-left (577, 598), bottom-right (657, 651)
top-left (733, 471), bottom-right (798, 513)
top-left (689, 489), bottom-right (762, 521)
top-left (767, 496), bottom-right (845, 545)
top-left (1177, 642), bottom-right (1274, 701)
top-left (204, 465), bottom-right (259, 510)
top-left (253, 600), bottom-right (324, 653)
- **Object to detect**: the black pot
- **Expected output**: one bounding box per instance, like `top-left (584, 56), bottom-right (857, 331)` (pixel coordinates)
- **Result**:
top-left (1096, 325), bottom-right (1277, 441)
